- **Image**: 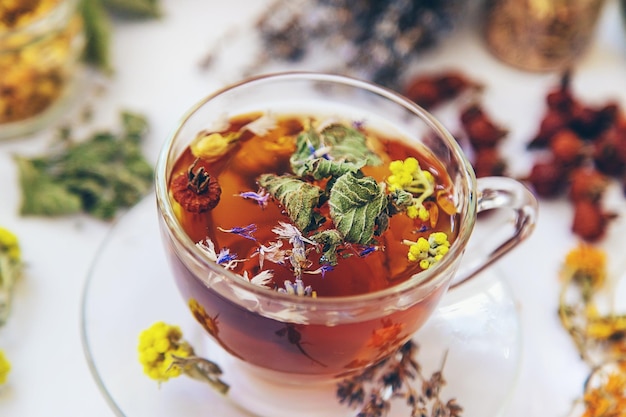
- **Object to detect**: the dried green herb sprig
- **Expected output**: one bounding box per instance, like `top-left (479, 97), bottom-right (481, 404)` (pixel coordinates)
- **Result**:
top-left (79, 0), bottom-right (162, 72)
top-left (102, 0), bottom-right (161, 18)
top-left (15, 111), bottom-right (153, 221)
top-left (337, 341), bottom-right (462, 417)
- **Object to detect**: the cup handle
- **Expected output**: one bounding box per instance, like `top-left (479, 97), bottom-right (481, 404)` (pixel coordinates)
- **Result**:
top-left (449, 176), bottom-right (538, 290)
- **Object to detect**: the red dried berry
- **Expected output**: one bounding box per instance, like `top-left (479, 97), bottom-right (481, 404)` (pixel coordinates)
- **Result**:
top-left (460, 104), bottom-right (508, 150)
top-left (546, 71), bottom-right (574, 111)
top-left (528, 110), bottom-right (570, 149)
top-left (404, 77), bottom-right (440, 109)
top-left (473, 148), bottom-right (507, 178)
top-left (172, 160), bottom-right (222, 213)
top-left (546, 89), bottom-right (574, 113)
top-left (570, 102), bottom-right (619, 139)
top-left (568, 167), bottom-right (609, 203)
top-left (571, 200), bottom-right (612, 242)
top-left (592, 125), bottom-right (626, 176)
top-left (404, 71), bottom-right (480, 110)
top-left (550, 129), bottom-right (586, 166)
top-left (526, 160), bottom-right (568, 197)
top-left (435, 72), bottom-right (480, 100)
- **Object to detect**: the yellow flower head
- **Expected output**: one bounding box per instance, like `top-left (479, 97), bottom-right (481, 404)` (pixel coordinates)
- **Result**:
top-left (387, 157), bottom-right (433, 192)
top-left (387, 158), bottom-right (435, 223)
top-left (563, 243), bottom-right (607, 288)
top-left (0, 350), bottom-right (10, 385)
top-left (190, 131), bottom-right (240, 161)
top-left (138, 322), bottom-right (193, 383)
top-left (406, 204), bottom-right (429, 221)
top-left (582, 362), bottom-right (626, 417)
top-left (0, 227), bottom-right (21, 262)
top-left (405, 232), bottom-right (451, 269)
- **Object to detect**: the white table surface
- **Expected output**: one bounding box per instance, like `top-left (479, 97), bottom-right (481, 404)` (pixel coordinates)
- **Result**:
top-left (1, 1), bottom-right (625, 416)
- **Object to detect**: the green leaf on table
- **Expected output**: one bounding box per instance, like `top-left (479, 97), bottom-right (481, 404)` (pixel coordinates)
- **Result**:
top-left (14, 111), bottom-right (154, 221)
top-left (329, 172), bottom-right (386, 245)
top-left (79, 0), bottom-right (162, 71)
top-left (257, 173), bottom-right (323, 232)
top-left (80, 0), bottom-right (113, 72)
top-left (15, 157), bottom-right (83, 217)
top-left (102, 0), bottom-right (161, 18)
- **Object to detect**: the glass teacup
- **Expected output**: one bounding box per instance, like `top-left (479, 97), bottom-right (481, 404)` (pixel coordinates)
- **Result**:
top-left (155, 72), bottom-right (537, 413)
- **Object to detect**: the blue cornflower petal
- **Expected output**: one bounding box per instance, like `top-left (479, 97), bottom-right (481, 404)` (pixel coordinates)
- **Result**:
top-left (216, 249), bottom-right (237, 265)
top-left (218, 224), bottom-right (257, 241)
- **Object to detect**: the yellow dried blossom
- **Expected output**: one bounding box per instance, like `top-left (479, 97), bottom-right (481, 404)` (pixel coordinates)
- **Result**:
top-left (0, 0), bottom-right (84, 126)
top-left (0, 227), bottom-right (22, 326)
top-left (387, 157), bottom-right (435, 222)
top-left (586, 315), bottom-right (626, 344)
top-left (0, 349), bottom-right (10, 385)
top-left (387, 157), bottom-right (434, 194)
top-left (581, 362), bottom-right (626, 417)
top-left (404, 232), bottom-right (450, 269)
top-left (190, 131), bottom-right (240, 161)
top-left (0, 228), bottom-right (20, 262)
top-left (137, 321), bottom-right (193, 383)
top-left (137, 320), bottom-right (229, 393)
top-left (406, 204), bottom-right (429, 221)
top-left (563, 243), bottom-right (607, 289)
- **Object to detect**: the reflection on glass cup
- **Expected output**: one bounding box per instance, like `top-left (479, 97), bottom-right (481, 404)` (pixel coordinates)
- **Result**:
top-left (155, 73), bottom-right (537, 384)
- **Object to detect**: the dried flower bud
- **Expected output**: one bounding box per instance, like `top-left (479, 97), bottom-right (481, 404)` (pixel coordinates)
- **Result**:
top-left (172, 160), bottom-right (222, 213)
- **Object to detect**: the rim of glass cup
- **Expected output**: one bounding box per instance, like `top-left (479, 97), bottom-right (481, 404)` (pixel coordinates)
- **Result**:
top-left (155, 71), bottom-right (477, 310)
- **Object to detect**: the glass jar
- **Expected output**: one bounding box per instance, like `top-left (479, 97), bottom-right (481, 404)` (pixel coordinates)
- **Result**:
top-left (483, 0), bottom-right (606, 72)
top-left (0, 0), bottom-right (85, 139)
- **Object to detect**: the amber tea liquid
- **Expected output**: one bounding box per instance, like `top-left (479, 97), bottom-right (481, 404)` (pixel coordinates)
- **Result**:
top-left (165, 113), bottom-right (460, 377)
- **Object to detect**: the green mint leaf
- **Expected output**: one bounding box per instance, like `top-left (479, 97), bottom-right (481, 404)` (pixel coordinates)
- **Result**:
top-left (258, 174), bottom-right (323, 231)
top-left (299, 158), bottom-right (364, 180)
top-left (289, 123), bottom-right (381, 177)
top-left (329, 172), bottom-right (386, 245)
top-left (310, 229), bottom-right (344, 266)
top-left (15, 157), bottom-right (83, 216)
top-left (14, 112), bottom-right (153, 220)
top-left (321, 124), bottom-right (382, 166)
top-left (290, 127), bottom-right (321, 176)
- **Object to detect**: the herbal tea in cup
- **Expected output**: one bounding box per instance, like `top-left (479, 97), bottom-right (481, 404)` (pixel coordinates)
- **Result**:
top-left (155, 73), bottom-right (536, 384)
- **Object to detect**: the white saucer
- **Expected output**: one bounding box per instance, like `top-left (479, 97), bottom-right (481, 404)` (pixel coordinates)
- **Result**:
top-left (81, 196), bottom-right (522, 417)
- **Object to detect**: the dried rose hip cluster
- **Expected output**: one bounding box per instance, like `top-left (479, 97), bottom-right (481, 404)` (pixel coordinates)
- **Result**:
top-left (459, 103), bottom-right (509, 177)
top-left (525, 72), bottom-right (625, 241)
top-left (404, 71), bottom-right (482, 110)
top-left (403, 71), bottom-right (509, 178)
